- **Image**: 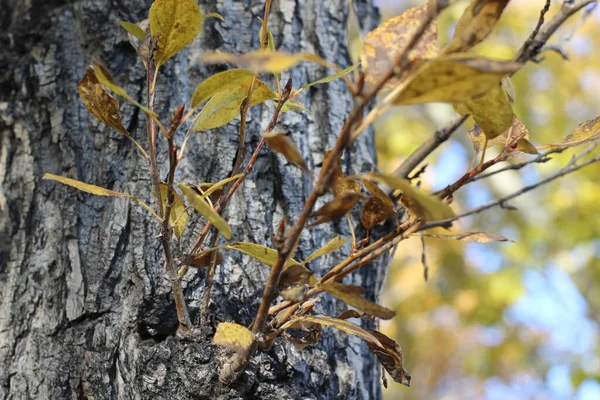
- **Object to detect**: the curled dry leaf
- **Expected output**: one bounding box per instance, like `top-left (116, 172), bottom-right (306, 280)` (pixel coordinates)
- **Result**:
top-left (319, 282), bottom-right (396, 320)
top-left (262, 132), bottom-right (311, 176)
top-left (178, 183), bottom-right (232, 239)
top-left (421, 232), bottom-right (513, 243)
top-left (443, 0), bottom-right (511, 54)
top-left (308, 192), bottom-right (364, 228)
top-left (303, 236), bottom-right (349, 264)
top-left (191, 78), bottom-right (276, 132)
top-left (362, 1), bottom-right (439, 92)
top-left (552, 116), bottom-right (600, 148)
top-left (361, 180), bottom-right (396, 230)
top-left (281, 323), bottom-right (322, 350)
top-left (328, 152), bottom-right (363, 196)
top-left (392, 54), bottom-right (522, 106)
top-left (187, 251), bottom-right (223, 268)
top-left (366, 173), bottom-right (455, 222)
top-left (278, 264), bottom-right (314, 302)
top-left (149, 0), bottom-right (203, 67)
top-left (213, 322), bottom-right (255, 354)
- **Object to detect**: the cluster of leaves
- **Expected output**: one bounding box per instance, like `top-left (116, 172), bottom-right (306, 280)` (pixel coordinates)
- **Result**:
top-left (42, 0), bottom-right (600, 390)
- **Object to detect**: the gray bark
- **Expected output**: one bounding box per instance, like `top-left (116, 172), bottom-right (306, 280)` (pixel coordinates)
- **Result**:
top-left (0, 0), bottom-right (388, 399)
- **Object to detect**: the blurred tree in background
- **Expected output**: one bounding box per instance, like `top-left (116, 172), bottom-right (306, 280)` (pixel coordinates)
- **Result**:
top-left (374, 1), bottom-right (600, 399)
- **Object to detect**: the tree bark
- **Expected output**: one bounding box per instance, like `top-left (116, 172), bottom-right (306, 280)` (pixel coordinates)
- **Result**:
top-left (0, 0), bottom-right (387, 398)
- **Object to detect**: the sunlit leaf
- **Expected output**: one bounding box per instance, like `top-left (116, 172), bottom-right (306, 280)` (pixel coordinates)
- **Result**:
top-left (320, 282), bottom-right (396, 319)
top-left (262, 132), bottom-right (310, 175)
top-left (117, 21), bottom-right (146, 42)
top-left (308, 192), bottom-right (364, 227)
top-left (190, 69), bottom-right (255, 109)
top-left (346, 0), bottom-right (363, 65)
top-left (362, 1), bottom-right (439, 92)
top-left (421, 232), bottom-right (513, 243)
top-left (178, 183), bottom-right (232, 239)
top-left (200, 50), bottom-right (306, 73)
top-left (303, 236), bottom-right (349, 264)
top-left (191, 79), bottom-right (276, 132)
top-left (467, 115), bottom-right (537, 154)
top-left (279, 264), bottom-right (315, 301)
top-left (43, 174), bottom-right (159, 220)
top-left (193, 242), bottom-right (302, 269)
top-left (149, 0), bottom-right (203, 67)
top-left (455, 81), bottom-right (514, 140)
top-left (443, 0), bottom-right (511, 54)
top-left (154, 183), bottom-right (188, 240)
top-left (91, 61), bottom-right (157, 117)
top-left (198, 173), bottom-right (243, 199)
top-left (553, 116), bottom-right (600, 147)
top-left (365, 174), bottom-right (455, 222)
top-left (213, 322), bottom-right (255, 353)
top-left (392, 54), bottom-right (522, 106)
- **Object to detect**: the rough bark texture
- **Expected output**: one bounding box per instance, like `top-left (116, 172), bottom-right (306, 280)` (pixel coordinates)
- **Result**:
top-left (0, 0), bottom-right (389, 399)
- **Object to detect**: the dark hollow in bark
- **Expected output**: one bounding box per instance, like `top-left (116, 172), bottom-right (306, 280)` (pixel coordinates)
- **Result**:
top-left (0, 0), bottom-right (391, 398)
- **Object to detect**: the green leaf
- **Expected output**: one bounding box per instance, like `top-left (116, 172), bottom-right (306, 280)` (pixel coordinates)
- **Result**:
top-left (319, 282), bottom-right (396, 319)
top-left (303, 236), bottom-right (349, 264)
top-left (190, 69), bottom-right (255, 109)
top-left (43, 173), bottom-right (159, 220)
top-left (191, 79), bottom-right (276, 132)
top-left (178, 183), bottom-right (232, 239)
top-left (117, 21), bottom-right (146, 41)
top-left (149, 0), bottom-right (203, 67)
top-left (92, 61), bottom-right (157, 117)
top-left (213, 322), bottom-right (254, 353)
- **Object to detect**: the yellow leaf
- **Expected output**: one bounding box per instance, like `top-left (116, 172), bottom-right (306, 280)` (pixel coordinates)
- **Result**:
top-left (421, 232), bottom-right (513, 243)
top-left (190, 69), bottom-right (255, 109)
top-left (303, 236), bottom-right (349, 264)
top-left (299, 64), bottom-right (357, 92)
top-left (213, 322), bottom-right (254, 353)
top-left (117, 21), bottom-right (146, 42)
top-left (364, 174), bottom-right (455, 222)
top-left (77, 67), bottom-right (128, 135)
top-left (320, 282), bottom-right (396, 319)
top-left (149, 0), bottom-right (203, 67)
top-left (467, 115), bottom-right (535, 153)
top-left (191, 79), bottom-right (276, 132)
top-left (346, 0), bottom-right (363, 66)
top-left (280, 98), bottom-right (307, 113)
top-left (154, 183), bottom-right (188, 240)
top-left (443, 0), bottom-right (510, 54)
top-left (178, 183), bottom-right (231, 239)
top-left (455, 81), bottom-right (513, 140)
top-left (199, 173), bottom-right (244, 199)
top-left (204, 12), bottom-right (224, 22)
top-left (91, 61), bottom-right (157, 117)
top-left (200, 50), bottom-right (307, 73)
top-left (262, 132), bottom-right (311, 175)
top-left (193, 242), bottom-right (302, 269)
top-left (43, 174), bottom-right (159, 220)
top-left (392, 54), bottom-right (521, 106)
top-left (308, 192), bottom-right (364, 228)
top-left (362, 1), bottom-right (439, 92)
top-left (553, 116), bottom-right (600, 147)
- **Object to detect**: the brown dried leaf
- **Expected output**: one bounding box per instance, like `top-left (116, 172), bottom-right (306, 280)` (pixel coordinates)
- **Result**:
top-left (392, 54), bottom-right (522, 106)
top-left (367, 330), bottom-right (411, 387)
top-left (320, 282), bottom-right (396, 320)
top-left (422, 232), bottom-right (513, 243)
top-left (188, 251), bottom-right (223, 268)
top-left (213, 322), bottom-right (255, 353)
top-left (360, 180), bottom-right (396, 230)
top-left (279, 264), bottom-right (315, 302)
top-left (553, 116), bottom-right (600, 147)
top-left (443, 0), bottom-right (511, 54)
top-left (281, 323), bottom-right (322, 350)
top-left (263, 132), bottom-right (311, 176)
top-left (362, 1), bottom-right (439, 92)
top-left (308, 192), bottom-right (364, 228)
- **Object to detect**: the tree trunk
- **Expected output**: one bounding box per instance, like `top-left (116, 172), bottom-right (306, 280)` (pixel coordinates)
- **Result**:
top-left (0, 0), bottom-right (386, 398)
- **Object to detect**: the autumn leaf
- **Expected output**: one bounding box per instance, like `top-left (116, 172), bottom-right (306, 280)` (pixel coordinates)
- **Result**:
top-left (278, 264), bottom-right (315, 301)
top-left (262, 132), bottom-right (311, 175)
top-left (117, 21), bottom-right (146, 42)
top-left (391, 54), bottom-right (522, 106)
top-left (421, 232), bottom-right (513, 243)
top-left (154, 183), bottom-right (188, 240)
top-left (455, 81), bottom-right (514, 140)
top-left (187, 251), bottom-right (223, 268)
top-left (346, 0), bottom-right (363, 66)
top-left (298, 64), bottom-right (357, 92)
top-left (200, 50), bottom-right (306, 73)
top-left (328, 152), bottom-right (363, 196)
top-left (281, 323), bottom-right (322, 350)
top-left (319, 282), bottom-right (396, 319)
top-left (552, 116), bottom-right (600, 147)
top-left (365, 174), bottom-right (455, 222)
top-left (443, 0), bottom-right (511, 54)
top-left (178, 183), bottom-right (232, 239)
top-left (308, 192), bottom-right (364, 228)
top-left (193, 242), bottom-right (303, 270)
top-left (149, 0), bottom-right (203, 67)
top-left (43, 174), bottom-right (159, 220)
top-left (91, 61), bottom-right (157, 117)
top-left (213, 322), bottom-right (255, 353)
top-left (362, 1), bottom-right (439, 92)
top-left (190, 69), bottom-right (255, 109)
top-left (280, 98), bottom-right (308, 113)
top-left (360, 180), bottom-right (396, 230)
top-left (191, 79), bottom-right (276, 132)
top-left (303, 236), bottom-right (349, 264)
top-left (467, 115), bottom-right (538, 154)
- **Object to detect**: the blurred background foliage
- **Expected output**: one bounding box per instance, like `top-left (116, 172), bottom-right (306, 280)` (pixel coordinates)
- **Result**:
top-left (371, 1), bottom-right (600, 398)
